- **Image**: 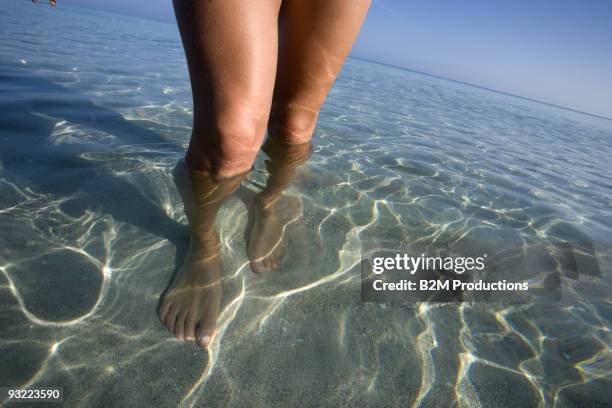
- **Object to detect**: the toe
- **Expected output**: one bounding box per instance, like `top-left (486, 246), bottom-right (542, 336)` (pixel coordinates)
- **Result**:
top-left (196, 327), bottom-right (215, 349)
top-left (164, 304), bottom-right (180, 333)
top-left (158, 300), bottom-right (172, 322)
top-left (184, 313), bottom-right (197, 341)
top-left (250, 260), bottom-right (264, 274)
top-left (175, 311), bottom-right (187, 340)
top-left (196, 315), bottom-right (217, 349)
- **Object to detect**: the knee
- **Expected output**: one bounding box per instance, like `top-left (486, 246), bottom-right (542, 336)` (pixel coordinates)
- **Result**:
top-left (268, 105), bottom-right (319, 145)
top-left (190, 107), bottom-right (267, 177)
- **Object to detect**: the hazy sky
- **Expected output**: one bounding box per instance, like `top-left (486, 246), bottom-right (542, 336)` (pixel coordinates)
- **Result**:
top-left (59, 0), bottom-right (612, 118)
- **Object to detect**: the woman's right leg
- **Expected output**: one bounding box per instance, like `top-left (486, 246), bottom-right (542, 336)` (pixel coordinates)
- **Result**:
top-left (159, 0), bottom-right (281, 348)
top-left (177, 0), bottom-right (281, 178)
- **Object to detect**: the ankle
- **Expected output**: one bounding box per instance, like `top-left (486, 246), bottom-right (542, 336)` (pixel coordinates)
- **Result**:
top-left (256, 194), bottom-right (278, 212)
top-left (190, 228), bottom-right (219, 245)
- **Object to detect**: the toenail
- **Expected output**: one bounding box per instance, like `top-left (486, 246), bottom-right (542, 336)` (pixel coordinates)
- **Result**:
top-left (199, 335), bottom-right (210, 346)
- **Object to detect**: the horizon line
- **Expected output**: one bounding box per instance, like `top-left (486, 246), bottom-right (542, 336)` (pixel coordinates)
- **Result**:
top-left (349, 56), bottom-right (612, 122)
top-left (45, 2), bottom-right (612, 122)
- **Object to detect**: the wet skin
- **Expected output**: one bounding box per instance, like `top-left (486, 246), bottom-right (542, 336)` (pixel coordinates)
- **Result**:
top-left (160, 0), bottom-right (371, 348)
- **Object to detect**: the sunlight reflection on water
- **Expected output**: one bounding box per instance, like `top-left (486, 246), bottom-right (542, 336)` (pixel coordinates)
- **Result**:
top-left (0, 2), bottom-right (611, 407)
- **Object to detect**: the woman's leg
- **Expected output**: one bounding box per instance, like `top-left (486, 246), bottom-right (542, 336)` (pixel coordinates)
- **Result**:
top-left (269, 0), bottom-right (371, 145)
top-left (177, 0), bottom-right (281, 177)
top-left (159, 0), bottom-right (281, 348)
top-left (247, 136), bottom-right (311, 273)
top-left (247, 0), bottom-right (371, 270)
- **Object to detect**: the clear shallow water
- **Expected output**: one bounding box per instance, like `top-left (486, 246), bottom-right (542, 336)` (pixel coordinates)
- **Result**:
top-left (1, 2), bottom-right (611, 407)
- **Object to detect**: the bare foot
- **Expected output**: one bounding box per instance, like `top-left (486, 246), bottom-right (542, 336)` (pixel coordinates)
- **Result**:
top-left (158, 159), bottom-right (220, 348)
top-left (247, 194), bottom-right (301, 273)
top-left (158, 234), bottom-right (221, 348)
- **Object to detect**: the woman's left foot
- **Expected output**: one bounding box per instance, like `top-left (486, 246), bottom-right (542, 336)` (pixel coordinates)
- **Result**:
top-left (247, 195), bottom-right (300, 273)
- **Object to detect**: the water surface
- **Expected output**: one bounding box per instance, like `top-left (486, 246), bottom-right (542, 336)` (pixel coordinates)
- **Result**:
top-left (1, 2), bottom-right (611, 407)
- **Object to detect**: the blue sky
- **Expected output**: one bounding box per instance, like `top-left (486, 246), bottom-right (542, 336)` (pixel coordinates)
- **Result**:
top-left (59, 0), bottom-right (612, 118)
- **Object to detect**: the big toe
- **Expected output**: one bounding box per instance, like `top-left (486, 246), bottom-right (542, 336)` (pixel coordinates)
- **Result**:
top-left (250, 259), bottom-right (267, 274)
top-left (196, 326), bottom-right (215, 348)
top-left (196, 310), bottom-right (218, 348)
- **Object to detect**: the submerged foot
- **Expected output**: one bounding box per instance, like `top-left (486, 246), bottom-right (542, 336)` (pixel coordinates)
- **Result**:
top-left (247, 194), bottom-right (301, 273)
top-left (160, 159), bottom-right (220, 348)
top-left (159, 234), bottom-right (221, 348)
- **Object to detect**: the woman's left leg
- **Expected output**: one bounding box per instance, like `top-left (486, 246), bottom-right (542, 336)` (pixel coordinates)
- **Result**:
top-left (247, 0), bottom-right (371, 271)
top-left (269, 0), bottom-right (371, 145)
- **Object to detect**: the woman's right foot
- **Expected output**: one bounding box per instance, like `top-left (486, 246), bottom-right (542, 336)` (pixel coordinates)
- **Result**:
top-left (160, 159), bottom-right (221, 348)
top-left (158, 233), bottom-right (222, 349)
